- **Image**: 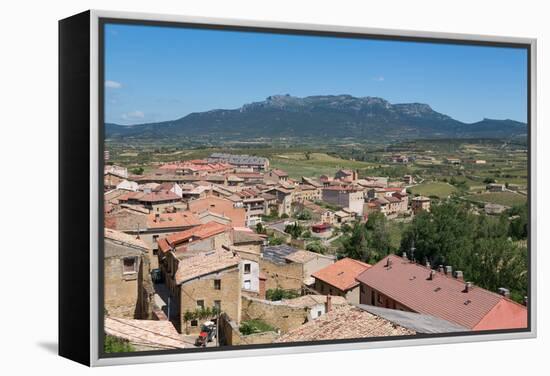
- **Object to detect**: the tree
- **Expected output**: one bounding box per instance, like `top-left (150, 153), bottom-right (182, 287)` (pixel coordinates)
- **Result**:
top-left (454, 238), bottom-right (527, 301)
top-left (296, 210), bottom-right (312, 220)
top-left (306, 241), bottom-right (327, 254)
top-left (508, 203), bottom-right (528, 240)
top-left (256, 222), bottom-right (266, 234)
top-left (338, 222), bottom-right (369, 261)
top-left (401, 201), bottom-right (475, 267)
top-left (400, 200), bottom-right (528, 302)
top-left (365, 212), bottom-right (391, 262)
top-left (285, 222), bottom-right (304, 239)
top-left (268, 235), bottom-right (285, 246)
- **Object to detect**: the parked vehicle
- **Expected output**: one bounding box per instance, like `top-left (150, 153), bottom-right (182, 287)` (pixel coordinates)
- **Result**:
top-left (195, 321), bottom-right (216, 347)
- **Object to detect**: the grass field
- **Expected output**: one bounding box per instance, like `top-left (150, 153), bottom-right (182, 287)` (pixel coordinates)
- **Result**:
top-left (410, 182), bottom-right (457, 198)
top-left (465, 191), bottom-right (527, 207)
top-left (271, 152), bottom-right (377, 178)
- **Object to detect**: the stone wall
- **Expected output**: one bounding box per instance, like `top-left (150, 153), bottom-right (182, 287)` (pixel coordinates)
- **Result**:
top-left (104, 256), bottom-right (141, 318)
top-left (260, 259), bottom-right (303, 292)
top-left (241, 296), bottom-right (308, 334)
top-left (218, 313), bottom-right (279, 346)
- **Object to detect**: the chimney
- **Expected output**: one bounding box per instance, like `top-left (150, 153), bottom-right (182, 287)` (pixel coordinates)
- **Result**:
top-left (464, 281), bottom-right (473, 293)
top-left (326, 295), bottom-right (332, 313)
top-left (385, 258), bottom-right (392, 267)
top-left (454, 270), bottom-right (464, 281)
top-left (402, 252), bottom-right (408, 261)
top-left (155, 213), bottom-right (160, 222)
top-left (427, 270), bottom-right (436, 280)
top-left (438, 265), bottom-right (445, 273)
top-left (498, 287), bottom-right (510, 298)
top-left (445, 266), bottom-right (453, 276)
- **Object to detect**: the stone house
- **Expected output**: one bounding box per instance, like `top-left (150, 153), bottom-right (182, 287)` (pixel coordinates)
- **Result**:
top-left (157, 222), bottom-right (233, 291)
top-left (174, 249), bottom-right (242, 334)
top-left (411, 196), bottom-right (431, 214)
top-left (105, 208), bottom-right (202, 270)
top-left (321, 186), bottom-right (364, 214)
top-left (312, 257), bottom-right (371, 304)
top-left (260, 245), bottom-right (335, 292)
top-left (104, 228), bottom-right (154, 319)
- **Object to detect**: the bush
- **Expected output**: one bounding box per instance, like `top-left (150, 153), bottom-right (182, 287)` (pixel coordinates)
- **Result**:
top-left (239, 320), bottom-right (276, 335)
top-left (130, 167), bottom-right (144, 175)
top-left (306, 241), bottom-right (327, 254)
top-left (268, 235), bottom-right (285, 246)
top-left (104, 335), bottom-right (134, 353)
top-left (266, 288), bottom-right (299, 301)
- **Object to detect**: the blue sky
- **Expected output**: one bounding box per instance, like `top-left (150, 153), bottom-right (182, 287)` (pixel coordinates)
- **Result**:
top-left (104, 23), bottom-right (528, 125)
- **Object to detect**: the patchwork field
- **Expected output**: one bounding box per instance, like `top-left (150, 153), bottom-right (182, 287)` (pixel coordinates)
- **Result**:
top-left (271, 152), bottom-right (378, 178)
top-left (465, 191), bottom-right (527, 207)
top-left (409, 182), bottom-right (457, 198)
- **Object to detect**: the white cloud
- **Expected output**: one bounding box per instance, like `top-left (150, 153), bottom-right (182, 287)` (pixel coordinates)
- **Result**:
top-left (373, 76), bottom-right (385, 82)
top-left (105, 80), bottom-right (122, 89)
top-left (121, 111), bottom-right (145, 120)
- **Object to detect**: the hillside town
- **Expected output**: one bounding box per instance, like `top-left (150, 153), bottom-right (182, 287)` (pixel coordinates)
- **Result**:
top-left (103, 153), bottom-right (527, 351)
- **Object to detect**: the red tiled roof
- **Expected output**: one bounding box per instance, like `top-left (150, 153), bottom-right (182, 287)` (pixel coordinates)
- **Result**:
top-left (188, 196), bottom-right (246, 227)
top-left (355, 254), bottom-right (527, 330)
top-left (312, 258), bottom-right (371, 292)
top-left (159, 222), bottom-right (229, 253)
top-left (139, 191), bottom-right (181, 203)
top-left (146, 212), bottom-right (201, 229)
top-left (473, 298), bottom-right (527, 330)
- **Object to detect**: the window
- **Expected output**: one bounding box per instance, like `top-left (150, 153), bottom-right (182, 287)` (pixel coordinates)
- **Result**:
top-left (122, 257), bottom-right (137, 274)
top-left (377, 293), bottom-right (383, 305)
top-left (360, 285), bottom-right (365, 294)
top-left (214, 279), bottom-right (221, 290)
top-left (214, 300), bottom-right (221, 311)
top-left (190, 320), bottom-right (198, 327)
top-left (152, 234), bottom-right (159, 243)
top-left (317, 310), bottom-right (322, 317)
top-left (244, 280), bottom-right (251, 290)
top-left (197, 300), bottom-right (204, 309)
top-left (371, 290), bottom-right (375, 305)
top-left (244, 263), bottom-right (251, 274)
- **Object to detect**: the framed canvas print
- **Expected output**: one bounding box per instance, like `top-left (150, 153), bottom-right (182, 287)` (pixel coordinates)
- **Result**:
top-left (59, 10), bottom-right (537, 366)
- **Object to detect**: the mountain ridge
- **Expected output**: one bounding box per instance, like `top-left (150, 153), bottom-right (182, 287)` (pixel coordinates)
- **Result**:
top-left (106, 94), bottom-right (527, 140)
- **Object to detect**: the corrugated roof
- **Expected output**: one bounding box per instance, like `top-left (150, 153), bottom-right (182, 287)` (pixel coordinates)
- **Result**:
top-left (357, 304), bottom-right (468, 334)
top-left (262, 245), bottom-right (299, 265)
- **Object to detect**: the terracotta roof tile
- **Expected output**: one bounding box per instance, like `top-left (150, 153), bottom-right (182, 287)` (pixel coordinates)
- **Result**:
top-left (312, 258), bottom-right (371, 291)
top-left (355, 254), bottom-right (527, 330)
top-left (105, 317), bottom-right (185, 350)
top-left (146, 212), bottom-right (201, 229)
top-left (158, 222), bottom-right (230, 254)
top-left (275, 305), bottom-right (414, 343)
top-left (175, 249), bottom-right (240, 284)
